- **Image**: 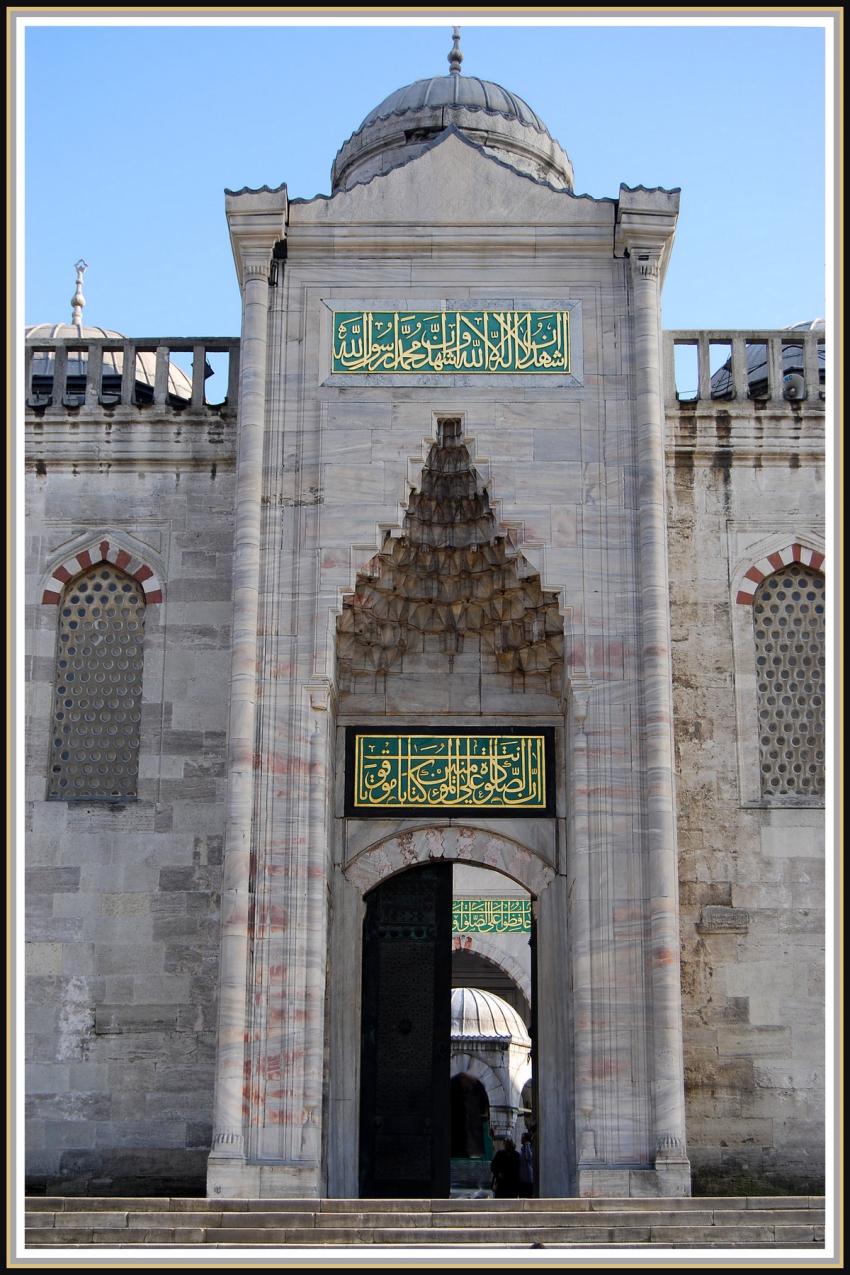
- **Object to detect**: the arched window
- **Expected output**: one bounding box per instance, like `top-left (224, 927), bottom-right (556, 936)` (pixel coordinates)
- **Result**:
top-left (47, 564), bottom-right (146, 800)
top-left (753, 566), bottom-right (825, 799)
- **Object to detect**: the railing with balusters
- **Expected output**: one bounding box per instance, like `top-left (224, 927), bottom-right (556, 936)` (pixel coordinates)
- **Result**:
top-left (25, 337), bottom-right (240, 413)
top-left (663, 330), bottom-right (824, 409)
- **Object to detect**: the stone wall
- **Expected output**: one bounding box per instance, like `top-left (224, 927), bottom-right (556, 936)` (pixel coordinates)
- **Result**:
top-left (25, 400), bottom-right (236, 1194)
top-left (666, 389), bottom-right (825, 1195)
top-left (22, 313), bottom-right (827, 1197)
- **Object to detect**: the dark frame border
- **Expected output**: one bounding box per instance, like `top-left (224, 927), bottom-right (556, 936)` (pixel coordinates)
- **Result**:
top-left (344, 725), bottom-right (555, 818)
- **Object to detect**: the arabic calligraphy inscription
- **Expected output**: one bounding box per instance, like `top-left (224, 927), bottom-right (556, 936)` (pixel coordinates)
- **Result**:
top-left (332, 310), bottom-right (570, 374)
top-left (452, 899), bottom-right (531, 933)
top-left (348, 732), bottom-right (550, 814)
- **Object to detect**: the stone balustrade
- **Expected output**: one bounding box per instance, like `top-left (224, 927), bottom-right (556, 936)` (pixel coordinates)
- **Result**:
top-left (663, 330), bottom-right (825, 409)
top-left (25, 336), bottom-right (240, 415)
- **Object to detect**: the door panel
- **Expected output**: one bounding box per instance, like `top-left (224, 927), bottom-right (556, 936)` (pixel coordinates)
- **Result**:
top-left (360, 863), bottom-right (452, 1198)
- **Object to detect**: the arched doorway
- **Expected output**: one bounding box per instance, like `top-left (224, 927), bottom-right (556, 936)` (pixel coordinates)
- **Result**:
top-left (451, 947), bottom-right (531, 1025)
top-left (330, 824), bottom-right (569, 1199)
top-left (451, 1073), bottom-right (490, 1159)
top-left (356, 852), bottom-right (543, 1198)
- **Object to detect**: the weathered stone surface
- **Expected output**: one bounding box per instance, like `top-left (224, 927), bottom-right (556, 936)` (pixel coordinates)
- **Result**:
top-left (670, 425), bottom-right (825, 1192)
top-left (697, 906), bottom-right (750, 933)
top-left (24, 1196), bottom-right (826, 1250)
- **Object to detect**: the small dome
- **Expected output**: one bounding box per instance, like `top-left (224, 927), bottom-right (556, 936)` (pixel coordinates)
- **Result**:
top-left (26, 322), bottom-right (193, 400)
top-left (362, 76), bottom-right (549, 133)
top-left (332, 61), bottom-right (573, 193)
top-left (785, 319), bottom-right (825, 332)
top-left (451, 987), bottom-right (530, 1045)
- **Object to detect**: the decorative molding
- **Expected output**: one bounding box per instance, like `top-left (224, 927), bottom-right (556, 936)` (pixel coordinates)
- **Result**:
top-left (223, 181), bottom-right (287, 197)
top-left (211, 1128), bottom-right (245, 1149)
top-left (655, 1132), bottom-right (688, 1161)
top-left (242, 260), bottom-right (272, 282)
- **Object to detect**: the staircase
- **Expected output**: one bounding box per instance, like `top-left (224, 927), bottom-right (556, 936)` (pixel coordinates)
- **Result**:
top-left (25, 1196), bottom-right (825, 1248)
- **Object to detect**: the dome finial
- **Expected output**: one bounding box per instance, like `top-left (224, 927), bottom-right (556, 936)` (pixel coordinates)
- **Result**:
top-left (70, 258), bottom-right (88, 326)
top-left (448, 26), bottom-right (463, 76)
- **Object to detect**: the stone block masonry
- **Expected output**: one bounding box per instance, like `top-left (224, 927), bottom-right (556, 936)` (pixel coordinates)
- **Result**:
top-left (666, 375), bottom-right (825, 1195)
top-left (25, 396), bottom-right (236, 1194)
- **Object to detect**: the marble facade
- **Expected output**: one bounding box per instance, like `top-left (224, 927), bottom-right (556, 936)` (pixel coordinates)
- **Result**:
top-left (24, 65), bottom-right (825, 1202)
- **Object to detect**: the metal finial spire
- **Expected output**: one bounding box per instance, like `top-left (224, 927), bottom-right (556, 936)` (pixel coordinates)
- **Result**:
top-left (448, 27), bottom-right (463, 75)
top-left (70, 258), bottom-right (88, 325)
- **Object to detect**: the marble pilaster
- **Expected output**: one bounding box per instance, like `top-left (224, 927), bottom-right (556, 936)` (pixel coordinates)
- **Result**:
top-left (208, 190), bottom-right (287, 1197)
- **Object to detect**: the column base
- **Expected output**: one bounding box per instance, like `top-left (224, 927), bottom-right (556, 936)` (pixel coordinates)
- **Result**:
top-left (578, 1161), bottom-right (691, 1198)
top-left (207, 1155), bottom-right (322, 1200)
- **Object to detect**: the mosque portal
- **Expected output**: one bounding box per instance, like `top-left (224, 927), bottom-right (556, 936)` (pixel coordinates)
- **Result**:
top-left (203, 29), bottom-right (691, 1199)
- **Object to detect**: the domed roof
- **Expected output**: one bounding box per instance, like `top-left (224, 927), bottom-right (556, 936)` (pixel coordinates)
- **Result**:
top-left (27, 322), bottom-right (124, 342)
top-left (451, 987), bottom-right (530, 1045)
top-left (332, 30), bottom-right (573, 194)
top-left (361, 75), bottom-right (549, 134)
top-left (785, 319), bottom-right (825, 332)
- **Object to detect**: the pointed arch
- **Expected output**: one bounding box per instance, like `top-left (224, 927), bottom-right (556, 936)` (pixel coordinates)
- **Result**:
top-left (41, 533), bottom-right (163, 605)
top-left (736, 540), bottom-right (825, 604)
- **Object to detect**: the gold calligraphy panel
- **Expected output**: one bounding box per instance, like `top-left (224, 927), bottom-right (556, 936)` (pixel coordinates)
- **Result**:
top-left (348, 732), bottom-right (550, 814)
top-left (452, 899), bottom-right (531, 933)
top-left (332, 311), bottom-right (570, 374)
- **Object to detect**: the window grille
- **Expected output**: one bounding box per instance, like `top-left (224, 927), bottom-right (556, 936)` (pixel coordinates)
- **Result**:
top-left (753, 567), bottom-right (825, 798)
top-left (47, 564), bottom-right (146, 800)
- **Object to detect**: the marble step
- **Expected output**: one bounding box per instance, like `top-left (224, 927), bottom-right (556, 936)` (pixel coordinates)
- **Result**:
top-left (25, 1224), bottom-right (824, 1247)
top-left (28, 1207), bottom-right (823, 1230)
top-left (24, 1196), bottom-right (826, 1249)
top-left (25, 1194), bottom-right (825, 1213)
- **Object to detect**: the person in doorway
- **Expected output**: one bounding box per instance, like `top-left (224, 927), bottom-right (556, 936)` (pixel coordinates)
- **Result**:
top-left (518, 1130), bottom-right (534, 1197)
top-left (490, 1136), bottom-right (521, 1198)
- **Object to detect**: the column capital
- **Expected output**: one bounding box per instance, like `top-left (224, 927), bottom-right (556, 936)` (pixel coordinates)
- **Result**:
top-left (242, 255), bottom-right (273, 283)
top-left (630, 248), bottom-right (662, 281)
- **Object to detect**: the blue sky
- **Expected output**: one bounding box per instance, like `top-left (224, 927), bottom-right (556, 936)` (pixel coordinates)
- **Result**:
top-left (23, 18), bottom-right (828, 336)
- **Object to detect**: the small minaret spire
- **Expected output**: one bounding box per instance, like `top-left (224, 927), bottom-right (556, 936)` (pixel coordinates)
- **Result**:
top-left (70, 258), bottom-right (88, 325)
top-left (448, 26), bottom-right (463, 75)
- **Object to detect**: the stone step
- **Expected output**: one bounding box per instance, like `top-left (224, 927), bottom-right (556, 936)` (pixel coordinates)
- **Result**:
top-left (24, 1197), bottom-right (826, 1249)
top-left (25, 1194), bottom-right (825, 1212)
top-left (28, 1207), bottom-right (824, 1231)
top-left (25, 1224), bottom-right (824, 1247)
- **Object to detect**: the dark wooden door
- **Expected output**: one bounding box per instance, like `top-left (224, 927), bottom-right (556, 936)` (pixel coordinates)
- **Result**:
top-left (359, 863), bottom-right (452, 1198)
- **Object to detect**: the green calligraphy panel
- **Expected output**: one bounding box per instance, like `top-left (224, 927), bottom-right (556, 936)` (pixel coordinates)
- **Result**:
top-left (347, 731), bottom-right (552, 815)
top-left (452, 899), bottom-right (531, 933)
top-left (332, 310), bottom-right (570, 374)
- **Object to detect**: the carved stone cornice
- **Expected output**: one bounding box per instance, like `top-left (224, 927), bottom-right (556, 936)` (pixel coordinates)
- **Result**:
top-left (225, 185), bottom-right (289, 290)
top-left (614, 184), bottom-right (678, 283)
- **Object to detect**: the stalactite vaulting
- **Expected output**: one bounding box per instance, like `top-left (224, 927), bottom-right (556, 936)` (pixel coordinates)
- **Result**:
top-left (336, 423), bottom-right (564, 692)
